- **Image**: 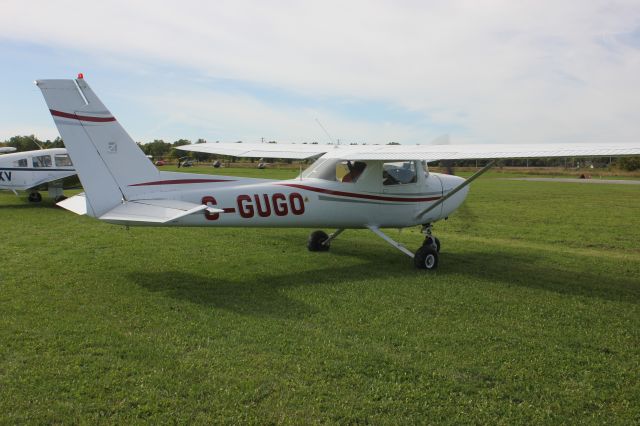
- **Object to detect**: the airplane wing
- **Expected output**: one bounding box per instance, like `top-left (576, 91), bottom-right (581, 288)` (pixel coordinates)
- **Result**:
top-left (176, 142), bottom-right (333, 159)
top-left (178, 143), bottom-right (640, 162)
top-left (332, 143), bottom-right (640, 162)
top-left (176, 142), bottom-right (640, 162)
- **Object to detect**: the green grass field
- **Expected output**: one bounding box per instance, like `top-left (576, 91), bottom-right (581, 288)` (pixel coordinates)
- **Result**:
top-left (1, 168), bottom-right (639, 424)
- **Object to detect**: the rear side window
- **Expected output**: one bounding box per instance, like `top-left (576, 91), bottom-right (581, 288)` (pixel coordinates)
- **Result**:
top-left (55, 154), bottom-right (73, 167)
top-left (12, 158), bottom-right (28, 167)
top-left (32, 155), bottom-right (52, 168)
top-left (383, 162), bottom-right (417, 185)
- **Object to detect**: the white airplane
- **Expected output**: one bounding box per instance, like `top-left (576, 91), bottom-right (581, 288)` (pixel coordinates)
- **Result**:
top-left (0, 147), bottom-right (75, 202)
top-left (0, 146), bottom-right (17, 153)
top-left (36, 77), bottom-right (640, 269)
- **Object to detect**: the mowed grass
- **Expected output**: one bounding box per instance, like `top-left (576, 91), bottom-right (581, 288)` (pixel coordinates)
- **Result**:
top-left (1, 168), bottom-right (639, 424)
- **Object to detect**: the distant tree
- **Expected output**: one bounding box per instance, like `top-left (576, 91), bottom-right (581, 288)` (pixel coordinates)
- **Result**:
top-left (618, 157), bottom-right (640, 171)
top-left (170, 139), bottom-right (192, 160)
top-left (195, 138), bottom-right (206, 144)
top-left (143, 139), bottom-right (171, 159)
top-left (6, 135), bottom-right (43, 151)
top-left (49, 136), bottom-right (65, 148)
top-left (387, 142), bottom-right (400, 145)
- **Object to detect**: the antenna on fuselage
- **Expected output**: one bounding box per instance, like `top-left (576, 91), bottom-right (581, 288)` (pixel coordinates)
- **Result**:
top-left (315, 118), bottom-right (338, 145)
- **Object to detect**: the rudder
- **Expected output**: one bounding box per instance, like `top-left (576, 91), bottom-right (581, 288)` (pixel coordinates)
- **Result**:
top-left (36, 77), bottom-right (159, 217)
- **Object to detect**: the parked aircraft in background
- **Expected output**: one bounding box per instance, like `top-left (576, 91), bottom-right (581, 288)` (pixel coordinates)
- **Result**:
top-left (0, 147), bottom-right (75, 202)
top-left (37, 76), bottom-right (640, 269)
top-left (0, 147), bottom-right (17, 154)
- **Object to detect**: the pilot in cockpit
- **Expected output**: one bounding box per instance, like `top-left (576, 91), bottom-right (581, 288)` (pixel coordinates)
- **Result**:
top-left (341, 161), bottom-right (367, 183)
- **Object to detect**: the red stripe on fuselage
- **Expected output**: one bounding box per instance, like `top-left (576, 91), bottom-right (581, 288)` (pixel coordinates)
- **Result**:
top-left (279, 183), bottom-right (440, 202)
top-left (129, 178), bottom-right (236, 186)
top-left (50, 109), bottom-right (116, 122)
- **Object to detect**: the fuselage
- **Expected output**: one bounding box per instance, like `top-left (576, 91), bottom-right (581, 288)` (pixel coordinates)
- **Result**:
top-left (112, 165), bottom-right (468, 229)
top-left (0, 148), bottom-right (75, 191)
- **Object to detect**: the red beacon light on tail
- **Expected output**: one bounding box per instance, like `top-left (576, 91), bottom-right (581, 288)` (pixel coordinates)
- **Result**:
top-left (77, 73), bottom-right (84, 79)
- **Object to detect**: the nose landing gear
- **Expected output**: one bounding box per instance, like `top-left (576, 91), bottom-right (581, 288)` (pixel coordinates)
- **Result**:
top-left (414, 223), bottom-right (439, 270)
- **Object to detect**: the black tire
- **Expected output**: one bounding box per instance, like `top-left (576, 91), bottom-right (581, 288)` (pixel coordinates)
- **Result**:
top-left (424, 236), bottom-right (441, 252)
top-left (414, 245), bottom-right (439, 270)
top-left (28, 192), bottom-right (42, 203)
top-left (307, 230), bottom-right (330, 252)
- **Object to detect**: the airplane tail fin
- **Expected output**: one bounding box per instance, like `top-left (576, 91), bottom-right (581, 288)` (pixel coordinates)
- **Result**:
top-left (36, 77), bottom-right (159, 217)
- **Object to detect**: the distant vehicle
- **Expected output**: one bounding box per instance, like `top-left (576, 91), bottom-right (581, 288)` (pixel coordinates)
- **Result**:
top-left (257, 162), bottom-right (266, 169)
top-left (155, 160), bottom-right (166, 166)
top-left (0, 147), bottom-right (76, 202)
top-left (38, 76), bottom-right (640, 269)
top-left (181, 160), bottom-right (193, 167)
top-left (212, 160), bottom-right (221, 168)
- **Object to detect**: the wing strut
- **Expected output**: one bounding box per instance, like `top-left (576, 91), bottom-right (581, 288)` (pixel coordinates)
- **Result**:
top-left (368, 226), bottom-right (414, 258)
top-left (416, 160), bottom-right (496, 220)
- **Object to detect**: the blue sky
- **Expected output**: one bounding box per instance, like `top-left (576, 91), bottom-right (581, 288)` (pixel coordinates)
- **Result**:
top-left (1, 1), bottom-right (639, 145)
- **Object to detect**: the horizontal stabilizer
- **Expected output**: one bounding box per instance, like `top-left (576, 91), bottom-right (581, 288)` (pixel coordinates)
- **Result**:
top-left (99, 199), bottom-right (223, 224)
top-left (57, 193), bottom-right (88, 215)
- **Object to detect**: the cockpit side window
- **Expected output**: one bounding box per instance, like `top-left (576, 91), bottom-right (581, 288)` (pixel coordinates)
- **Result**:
top-left (55, 154), bottom-right (73, 167)
top-left (383, 162), bottom-right (417, 185)
top-left (32, 155), bottom-right (52, 168)
top-left (301, 159), bottom-right (367, 183)
top-left (12, 158), bottom-right (27, 167)
top-left (339, 161), bottom-right (367, 183)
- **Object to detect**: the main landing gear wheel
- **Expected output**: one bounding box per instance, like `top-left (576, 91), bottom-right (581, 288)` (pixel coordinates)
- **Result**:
top-left (307, 230), bottom-right (330, 252)
top-left (28, 192), bottom-right (42, 203)
top-left (414, 244), bottom-right (439, 270)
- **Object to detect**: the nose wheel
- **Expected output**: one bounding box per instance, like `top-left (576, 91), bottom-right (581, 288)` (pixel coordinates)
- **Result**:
top-left (414, 223), bottom-right (439, 270)
top-left (424, 236), bottom-right (441, 252)
top-left (414, 244), bottom-right (438, 270)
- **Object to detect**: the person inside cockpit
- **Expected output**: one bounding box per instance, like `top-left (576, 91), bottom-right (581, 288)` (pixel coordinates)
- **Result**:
top-left (341, 161), bottom-right (366, 183)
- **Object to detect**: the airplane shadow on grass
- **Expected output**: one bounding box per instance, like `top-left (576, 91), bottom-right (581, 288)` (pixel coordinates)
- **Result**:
top-left (129, 237), bottom-right (639, 319)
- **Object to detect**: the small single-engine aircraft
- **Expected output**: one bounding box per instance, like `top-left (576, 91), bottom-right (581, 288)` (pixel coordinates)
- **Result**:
top-left (0, 146), bottom-right (17, 154)
top-left (0, 147), bottom-right (75, 202)
top-left (36, 76), bottom-right (640, 269)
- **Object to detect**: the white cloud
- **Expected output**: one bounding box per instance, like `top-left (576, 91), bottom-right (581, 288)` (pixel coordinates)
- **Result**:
top-left (1, 0), bottom-right (639, 143)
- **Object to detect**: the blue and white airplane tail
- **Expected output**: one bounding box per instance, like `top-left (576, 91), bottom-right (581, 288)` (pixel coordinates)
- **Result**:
top-left (37, 77), bottom-right (220, 224)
